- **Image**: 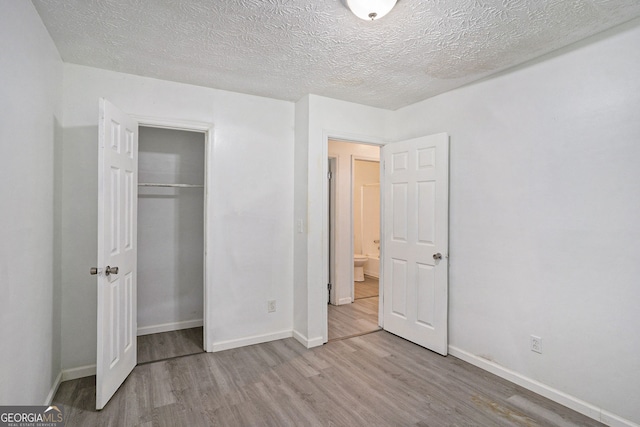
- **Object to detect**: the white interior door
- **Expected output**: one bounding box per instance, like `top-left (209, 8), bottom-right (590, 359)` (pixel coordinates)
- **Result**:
top-left (382, 133), bottom-right (449, 355)
top-left (96, 98), bottom-right (138, 409)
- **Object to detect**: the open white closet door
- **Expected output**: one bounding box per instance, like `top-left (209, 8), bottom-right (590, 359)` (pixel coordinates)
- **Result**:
top-left (382, 133), bottom-right (449, 355)
top-left (95, 98), bottom-right (138, 409)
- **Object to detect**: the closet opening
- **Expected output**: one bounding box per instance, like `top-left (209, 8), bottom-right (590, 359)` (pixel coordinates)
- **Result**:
top-left (136, 125), bottom-right (206, 364)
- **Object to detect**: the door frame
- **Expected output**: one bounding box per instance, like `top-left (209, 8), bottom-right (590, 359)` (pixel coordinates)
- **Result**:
top-left (131, 115), bottom-right (214, 352)
top-left (328, 156), bottom-right (337, 305)
top-left (322, 131), bottom-right (386, 343)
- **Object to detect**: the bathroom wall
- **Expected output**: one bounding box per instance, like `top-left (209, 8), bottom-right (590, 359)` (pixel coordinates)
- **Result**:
top-left (328, 141), bottom-right (380, 305)
top-left (137, 127), bottom-right (204, 334)
top-left (353, 159), bottom-right (380, 257)
top-left (361, 183), bottom-right (380, 278)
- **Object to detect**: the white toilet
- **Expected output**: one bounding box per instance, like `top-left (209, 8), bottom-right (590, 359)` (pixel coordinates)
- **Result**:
top-left (354, 254), bottom-right (368, 282)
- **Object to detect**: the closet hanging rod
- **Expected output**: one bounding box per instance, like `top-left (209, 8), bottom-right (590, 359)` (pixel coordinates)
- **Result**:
top-left (138, 183), bottom-right (204, 188)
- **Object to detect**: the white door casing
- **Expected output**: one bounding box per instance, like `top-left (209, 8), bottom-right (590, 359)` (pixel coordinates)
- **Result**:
top-left (328, 157), bottom-right (337, 305)
top-left (382, 133), bottom-right (449, 355)
top-left (96, 98), bottom-right (138, 410)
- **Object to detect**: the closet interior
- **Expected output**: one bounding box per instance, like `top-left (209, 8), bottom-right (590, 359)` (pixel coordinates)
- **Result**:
top-left (136, 126), bottom-right (205, 363)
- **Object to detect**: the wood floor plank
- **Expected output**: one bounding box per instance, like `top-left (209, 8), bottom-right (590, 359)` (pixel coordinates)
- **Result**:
top-left (328, 296), bottom-right (380, 340)
top-left (354, 276), bottom-right (379, 299)
top-left (53, 332), bottom-right (605, 427)
top-left (137, 327), bottom-right (204, 364)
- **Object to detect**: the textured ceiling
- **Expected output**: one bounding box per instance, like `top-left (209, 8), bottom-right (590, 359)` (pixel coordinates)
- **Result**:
top-left (32, 0), bottom-right (640, 110)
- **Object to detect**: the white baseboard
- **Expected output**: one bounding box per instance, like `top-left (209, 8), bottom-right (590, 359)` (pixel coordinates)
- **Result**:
top-left (306, 336), bottom-right (324, 348)
top-left (448, 346), bottom-right (638, 427)
top-left (601, 412), bottom-right (640, 427)
top-left (292, 330), bottom-right (308, 347)
top-left (61, 364), bottom-right (96, 382)
top-left (45, 371), bottom-right (63, 405)
top-left (292, 330), bottom-right (324, 349)
top-left (210, 330), bottom-right (292, 353)
top-left (137, 319), bottom-right (203, 336)
top-left (337, 297), bottom-right (352, 305)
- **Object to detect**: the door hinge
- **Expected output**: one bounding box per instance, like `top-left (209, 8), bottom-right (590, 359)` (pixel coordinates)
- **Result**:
top-left (328, 283), bottom-right (332, 291)
top-left (327, 171), bottom-right (333, 180)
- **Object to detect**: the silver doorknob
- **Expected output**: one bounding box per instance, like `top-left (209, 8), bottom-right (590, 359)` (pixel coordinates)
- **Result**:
top-left (90, 266), bottom-right (119, 276)
top-left (433, 253), bottom-right (442, 260)
top-left (105, 266), bottom-right (119, 276)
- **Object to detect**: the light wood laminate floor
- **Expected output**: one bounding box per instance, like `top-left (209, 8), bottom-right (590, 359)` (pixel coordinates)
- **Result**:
top-left (137, 327), bottom-right (204, 364)
top-left (53, 331), bottom-right (604, 426)
top-left (354, 276), bottom-right (379, 299)
top-left (328, 296), bottom-right (380, 341)
top-left (329, 276), bottom-right (381, 341)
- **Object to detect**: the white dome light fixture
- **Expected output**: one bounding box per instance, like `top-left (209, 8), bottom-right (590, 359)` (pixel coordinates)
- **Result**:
top-left (346, 0), bottom-right (397, 21)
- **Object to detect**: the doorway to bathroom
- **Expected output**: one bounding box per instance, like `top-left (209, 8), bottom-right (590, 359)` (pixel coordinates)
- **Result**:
top-left (327, 139), bottom-right (382, 341)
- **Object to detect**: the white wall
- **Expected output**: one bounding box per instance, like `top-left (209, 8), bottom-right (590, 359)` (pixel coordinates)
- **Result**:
top-left (294, 95), bottom-right (393, 346)
top-left (137, 127), bottom-right (204, 332)
top-left (394, 19), bottom-right (640, 425)
top-left (0, 2), bottom-right (63, 404)
top-left (61, 64), bottom-right (294, 368)
top-left (293, 96), bottom-right (310, 341)
top-left (353, 159), bottom-right (380, 257)
top-left (328, 141), bottom-right (379, 305)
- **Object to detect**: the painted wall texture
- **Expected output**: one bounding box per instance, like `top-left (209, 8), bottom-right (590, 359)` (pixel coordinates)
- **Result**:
top-left (353, 159), bottom-right (381, 257)
top-left (0, 2), bottom-right (63, 405)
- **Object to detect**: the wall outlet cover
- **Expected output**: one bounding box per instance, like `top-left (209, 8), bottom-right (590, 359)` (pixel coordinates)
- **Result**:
top-left (530, 335), bottom-right (542, 354)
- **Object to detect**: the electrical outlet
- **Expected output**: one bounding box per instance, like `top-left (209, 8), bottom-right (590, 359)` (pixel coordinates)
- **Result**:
top-left (530, 335), bottom-right (542, 354)
top-left (267, 300), bottom-right (276, 313)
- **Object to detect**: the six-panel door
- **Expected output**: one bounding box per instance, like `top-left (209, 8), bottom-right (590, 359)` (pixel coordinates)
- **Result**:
top-left (382, 133), bottom-right (449, 355)
top-left (96, 98), bottom-right (138, 410)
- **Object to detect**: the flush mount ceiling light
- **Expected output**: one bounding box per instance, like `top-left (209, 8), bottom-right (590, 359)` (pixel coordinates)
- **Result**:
top-left (346, 0), bottom-right (397, 20)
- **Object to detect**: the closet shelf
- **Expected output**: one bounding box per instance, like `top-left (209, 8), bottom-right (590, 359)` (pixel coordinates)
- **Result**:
top-left (138, 183), bottom-right (204, 188)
